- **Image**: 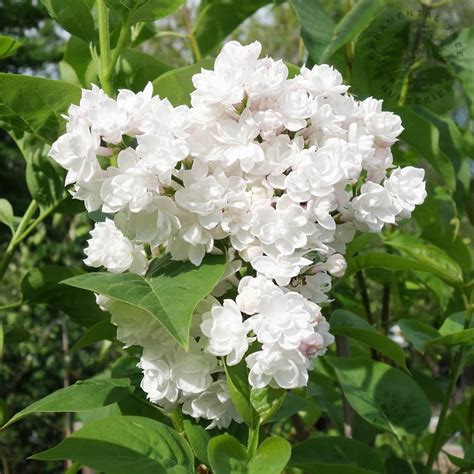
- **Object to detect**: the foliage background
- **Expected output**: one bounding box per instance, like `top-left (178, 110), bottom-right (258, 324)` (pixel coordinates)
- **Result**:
top-left (0, 0), bottom-right (473, 472)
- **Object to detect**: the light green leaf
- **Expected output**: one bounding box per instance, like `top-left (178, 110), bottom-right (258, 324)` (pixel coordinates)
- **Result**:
top-left (194, 0), bottom-right (270, 56)
top-left (0, 35), bottom-right (22, 60)
top-left (70, 318), bottom-right (117, 353)
top-left (384, 234), bottom-right (464, 287)
top-left (183, 420), bottom-right (210, 466)
top-left (30, 416), bottom-right (194, 474)
top-left (428, 329), bottom-right (474, 348)
top-left (347, 251), bottom-right (462, 287)
top-left (439, 311), bottom-right (474, 336)
top-left (248, 437), bottom-right (291, 474)
top-left (21, 266), bottom-right (107, 328)
top-left (0, 198), bottom-right (14, 234)
top-left (0, 74), bottom-right (80, 144)
top-left (2, 379), bottom-right (132, 429)
top-left (63, 254), bottom-right (226, 348)
top-left (289, 0), bottom-right (335, 65)
top-left (250, 387), bottom-right (286, 425)
top-left (207, 434), bottom-right (248, 474)
top-left (320, 0), bottom-right (382, 62)
top-left (153, 59), bottom-right (214, 106)
top-left (330, 309), bottom-right (407, 369)
top-left (224, 359), bottom-right (255, 427)
top-left (290, 436), bottom-right (385, 473)
top-left (105, 0), bottom-right (185, 23)
top-left (41, 0), bottom-right (96, 42)
top-left (327, 357), bottom-right (431, 436)
top-left (397, 319), bottom-right (440, 354)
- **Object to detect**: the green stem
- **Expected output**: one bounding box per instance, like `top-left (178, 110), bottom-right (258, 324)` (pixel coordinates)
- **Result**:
top-left (107, 14), bottom-right (131, 84)
top-left (181, 4), bottom-right (202, 62)
top-left (0, 200), bottom-right (38, 280)
top-left (424, 289), bottom-right (473, 473)
top-left (97, 0), bottom-right (112, 95)
top-left (168, 407), bottom-right (185, 437)
top-left (395, 434), bottom-right (417, 474)
top-left (247, 425), bottom-right (260, 458)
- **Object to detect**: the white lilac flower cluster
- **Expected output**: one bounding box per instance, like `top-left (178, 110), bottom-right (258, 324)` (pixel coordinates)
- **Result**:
top-left (50, 41), bottom-right (426, 429)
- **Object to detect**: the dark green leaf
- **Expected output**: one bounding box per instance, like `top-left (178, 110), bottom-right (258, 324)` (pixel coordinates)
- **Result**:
top-left (105, 0), bottom-right (185, 24)
top-left (248, 437), bottom-right (291, 474)
top-left (330, 309), bottom-right (407, 369)
top-left (327, 357), bottom-right (431, 436)
top-left (207, 434), bottom-right (248, 474)
top-left (439, 311), bottom-right (474, 335)
top-left (290, 436), bottom-right (385, 473)
top-left (444, 445), bottom-right (474, 470)
top-left (21, 266), bottom-right (107, 327)
top-left (63, 254), bottom-right (226, 348)
top-left (30, 416), bottom-right (194, 474)
top-left (2, 379), bottom-right (132, 429)
top-left (194, 0), bottom-right (270, 56)
top-left (183, 420), bottom-right (210, 466)
top-left (0, 74), bottom-right (80, 144)
top-left (0, 35), bottom-right (22, 60)
top-left (152, 59), bottom-right (214, 106)
top-left (397, 319), bottom-right (440, 354)
top-left (0, 198), bottom-right (14, 234)
top-left (289, 0), bottom-right (334, 65)
top-left (70, 318), bottom-right (117, 353)
top-left (428, 329), bottom-right (474, 348)
top-left (320, 0), bottom-right (382, 62)
top-left (41, 0), bottom-right (96, 42)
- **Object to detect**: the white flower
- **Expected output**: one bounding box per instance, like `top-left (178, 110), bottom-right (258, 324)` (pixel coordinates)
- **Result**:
top-left (324, 253), bottom-right (347, 278)
top-left (278, 87), bottom-right (315, 132)
top-left (248, 291), bottom-right (320, 350)
top-left (291, 272), bottom-right (332, 304)
top-left (360, 98), bottom-right (403, 145)
top-left (251, 195), bottom-right (316, 256)
top-left (100, 148), bottom-right (154, 213)
top-left (384, 167), bottom-right (426, 217)
top-left (252, 253), bottom-right (312, 286)
top-left (296, 64), bottom-right (348, 95)
top-left (200, 300), bottom-right (250, 366)
top-left (246, 344), bottom-right (311, 389)
top-left (299, 316), bottom-right (334, 357)
top-left (352, 182), bottom-right (401, 232)
top-left (246, 58), bottom-right (288, 99)
top-left (182, 379), bottom-right (243, 429)
top-left (83, 219), bottom-right (147, 274)
top-left (236, 275), bottom-right (282, 315)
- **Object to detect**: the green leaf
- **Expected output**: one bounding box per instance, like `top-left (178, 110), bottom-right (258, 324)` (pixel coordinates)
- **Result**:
top-left (0, 198), bottom-right (14, 234)
top-left (384, 234), bottom-right (464, 287)
top-left (0, 35), bottom-right (22, 60)
top-left (116, 49), bottom-right (171, 92)
top-left (397, 319), bottom-right (440, 354)
top-left (183, 420), bottom-right (210, 466)
top-left (439, 311), bottom-right (474, 336)
top-left (70, 318), bottom-right (117, 353)
top-left (441, 27), bottom-right (474, 115)
top-left (194, 0), bottom-right (270, 57)
top-left (327, 357), bottom-right (431, 436)
top-left (30, 416), bottom-right (194, 474)
top-left (428, 329), bottom-right (474, 348)
top-left (330, 309), bottom-right (407, 369)
top-left (152, 59), bottom-right (214, 106)
top-left (21, 266), bottom-right (107, 327)
top-left (250, 387), bottom-right (286, 425)
top-left (352, 9), bottom-right (455, 113)
top-left (394, 106), bottom-right (456, 191)
top-left (289, 0), bottom-right (335, 65)
top-left (0, 74), bottom-right (80, 144)
top-left (63, 254), bottom-right (226, 348)
top-left (320, 0), bottom-right (382, 62)
top-left (106, 0), bottom-right (186, 24)
top-left (207, 434), bottom-right (248, 474)
top-left (41, 0), bottom-right (96, 42)
top-left (290, 436), bottom-right (385, 473)
top-left (2, 379), bottom-right (132, 429)
top-left (248, 437), bottom-right (291, 474)
top-left (347, 251), bottom-right (462, 287)
top-left (444, 444), bottom-right (474, 470)
top-left (224, 359), bottom-right (255, 427)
